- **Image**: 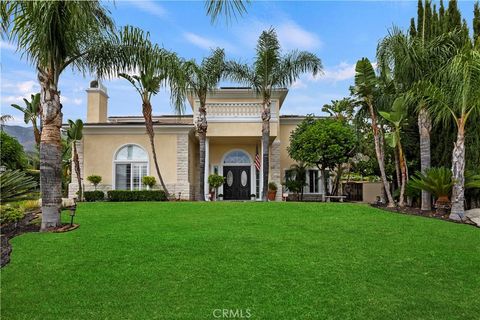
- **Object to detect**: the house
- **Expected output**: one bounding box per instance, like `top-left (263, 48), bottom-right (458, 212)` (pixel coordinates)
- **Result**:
top-left (69, 80), bottom-right (382, 201)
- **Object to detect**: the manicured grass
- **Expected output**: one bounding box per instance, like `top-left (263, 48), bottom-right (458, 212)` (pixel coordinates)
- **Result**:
top-left (2, 202), bottom-right (479, 319)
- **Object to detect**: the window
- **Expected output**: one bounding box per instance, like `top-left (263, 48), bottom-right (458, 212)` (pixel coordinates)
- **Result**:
top-left (309, 170), bottom-right (319, 193)
top-left (223, 150), bottom-right (251, 164)
top-left (114, 145), bottom-right (148, 190)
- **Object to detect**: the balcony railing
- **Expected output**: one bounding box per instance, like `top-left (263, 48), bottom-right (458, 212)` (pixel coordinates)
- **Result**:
top-left (193, 102), bottom-right (278, 122)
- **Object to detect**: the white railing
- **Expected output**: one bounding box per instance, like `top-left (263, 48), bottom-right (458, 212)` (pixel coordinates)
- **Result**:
top-left (194, 102), bottom-right (278, 122)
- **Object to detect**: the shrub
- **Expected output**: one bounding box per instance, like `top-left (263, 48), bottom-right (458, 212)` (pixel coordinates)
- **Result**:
top-left (19, 199), bottom-right (40, 212)
top-left (87, 175), bottom-right (102, 190)
top-left (84, 190), bottom-right (105, 202)
top-left (0, 170), bottom-right (38, 203)
top-left (0, 205), bottom-right (24, 225)
top-left (208, 174), bottom-right (224, 190)
top-left (142, 176), bottom-right (156, 188)
top-left (106, 190), bottom-right (167, 202)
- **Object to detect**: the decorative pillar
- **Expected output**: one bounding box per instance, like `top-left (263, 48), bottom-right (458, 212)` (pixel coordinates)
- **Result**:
top-left (270, 139), bottom-right (282, 201)
top-left (259, 138), bottom-right (264, 198)
top-left (204, 138), bottom-right (210, 201)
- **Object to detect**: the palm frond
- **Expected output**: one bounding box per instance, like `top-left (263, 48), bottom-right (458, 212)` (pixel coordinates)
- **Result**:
top-left (205, 0), bottom-right (250, 24)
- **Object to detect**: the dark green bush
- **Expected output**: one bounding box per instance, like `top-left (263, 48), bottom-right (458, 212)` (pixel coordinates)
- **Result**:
top-left (84, 191), bottom-right (105, 202)
top-left (0, 205), bottom-right (24, 225)
top-left (106, 190), bottom-right (167, 202)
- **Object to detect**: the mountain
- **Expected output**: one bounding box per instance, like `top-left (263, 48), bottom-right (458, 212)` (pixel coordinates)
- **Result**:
top-left (1, 125), bottom-right (36, 152)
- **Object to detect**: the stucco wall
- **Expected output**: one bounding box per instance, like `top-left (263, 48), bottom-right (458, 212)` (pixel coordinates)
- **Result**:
top-left (279, 122), bottom-right (300, 175)
top-left (362, 182), bottom-right (383, 203)
top-left (82, 132), bottom-right (178, 187)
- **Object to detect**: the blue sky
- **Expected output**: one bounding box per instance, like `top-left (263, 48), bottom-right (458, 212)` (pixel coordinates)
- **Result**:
top-left (0, 0), bottom-right (476, 126)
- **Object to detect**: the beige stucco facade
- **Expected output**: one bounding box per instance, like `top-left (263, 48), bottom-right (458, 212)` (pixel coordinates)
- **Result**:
top-left (68, 82), bottom-right (381, 203)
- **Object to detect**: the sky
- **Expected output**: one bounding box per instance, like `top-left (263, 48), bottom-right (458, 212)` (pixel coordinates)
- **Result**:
top-left (0, 0), bottom-right (476, 126)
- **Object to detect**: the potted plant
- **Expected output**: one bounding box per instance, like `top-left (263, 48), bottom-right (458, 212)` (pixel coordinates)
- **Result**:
top-left (218, 194), bottom-right (224, 201)
top-left (142, 176), bottom-right (156, 190)
top-left (267, 182), bottom-right (278, 201)
top-left (208, 173), bottom-right (224, 201)
top-left (250, 193), bottom-right (256, 201)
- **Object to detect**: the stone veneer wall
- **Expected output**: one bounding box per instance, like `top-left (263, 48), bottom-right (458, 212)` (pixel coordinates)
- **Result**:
top-left (270, 139), bottom-right (282, 201)
top-left (174, 134), bottom-right (191, 200)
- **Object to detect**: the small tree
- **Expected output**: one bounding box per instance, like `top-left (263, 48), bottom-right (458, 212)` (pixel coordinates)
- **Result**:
top-left (284, 163), bottom-right (307, 201)
top-left (288, 116), bottom-right (356, 196)
top-left (11, 93), bottom-right (41, 147)
top-left (87, 175), bottom-right (102, 191)
top-left (208, 173), bottom-right (224, 200)
top-left (142, 176), bottom-right (156, 189)
top-left (0, 131), bottom-right (27, 170)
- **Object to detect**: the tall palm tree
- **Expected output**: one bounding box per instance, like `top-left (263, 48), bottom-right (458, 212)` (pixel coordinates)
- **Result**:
top-left (118, 27), bottom-right (185, 195)
top-left (352, 58), bottom-right (395, 207)
top-left (0, 114), bottom-right (13, 125)
top-left (377, 28), bottom-right (463, 211)
top-left (11, 93), bottom-right (41, 147)
top-left (1, 1), bottom-right (137, 230)
top-left (422, 46), bottom-right (480, 220)
top-left (66, 119), bottom-right (84, 201)
top-left (182, 48), bottom-right (225, 201)
top-left (226, 28), bottom-right (322, 200)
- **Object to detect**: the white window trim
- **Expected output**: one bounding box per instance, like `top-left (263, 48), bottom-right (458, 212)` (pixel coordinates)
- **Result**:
top-left (112, 143), bottom-right (150, 191)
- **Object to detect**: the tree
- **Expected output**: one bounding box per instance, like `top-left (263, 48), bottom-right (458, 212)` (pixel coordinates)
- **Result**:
top-left (0, 1), bottom-right (136, 230)
top-left (205, 0), bottom-right (250, 24)
top-left (66, 119), bottom-right (84, 201)
top-left (118, 27), bottom-right (185, 196)
top-left (182, 48), bottom-right (225, 201)
top-left (352, 58), bottom-right (395, 207)
top-left (321, 98), bottom-right (355, 122)
top-left (284, 163), bottom-right (307, 201)
top-left (11, 93), bottom-right (41, 147)
top-left (87, 175), bottom-right (102, 190)
top-left (226, 28), bottom-right (322, 200)
top-left (0, 114), bottom-right (13, 125)
top-left (0, 131), bottom-right (27, 170)
top-left (422, 47), bottom-right (480, 220)
top-left (474, 1), bottom-right (480, 42)
top-left (379, 97), bottom-right (409, 207)
top-left (288, 117), bottom-right (355, 197)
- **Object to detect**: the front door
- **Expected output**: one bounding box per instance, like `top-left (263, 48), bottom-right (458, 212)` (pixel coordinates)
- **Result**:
top-left (223, 166), bottom-right (251, 200)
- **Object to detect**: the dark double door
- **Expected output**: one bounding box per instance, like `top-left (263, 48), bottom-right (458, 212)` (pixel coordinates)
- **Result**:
top-left (223, 166), bottom-right (251, 200)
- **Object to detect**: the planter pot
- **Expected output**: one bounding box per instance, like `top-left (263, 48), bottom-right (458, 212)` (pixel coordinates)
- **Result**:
top-left (435, 196), bottom-right (451, 216)
top-left (267, 190), bottom-right (277, 201)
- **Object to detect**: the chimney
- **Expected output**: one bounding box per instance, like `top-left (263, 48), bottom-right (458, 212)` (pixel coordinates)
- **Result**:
top-left (86, 80), bottom-right (108, 123)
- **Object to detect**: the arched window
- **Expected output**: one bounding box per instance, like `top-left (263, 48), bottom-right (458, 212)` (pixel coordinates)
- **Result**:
top-left (114, 144), bottom-right (148, 190)
top-left (223, 150), bottom-right (251, 164)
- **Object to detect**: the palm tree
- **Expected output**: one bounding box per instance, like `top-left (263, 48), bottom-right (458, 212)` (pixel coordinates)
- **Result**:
top-left (11, 93), bottom-right (41, 147)
top-left (225, 28), bottom-right (322, 200)
top-left (66, 119), bottom-right (84, 201)
top-left (321, 98), bottom-right (355, 122)
top-left (352, 58), bottom-right (395, 207)
top-left (377, 28), bottom-right (463, 211)
top-left (118, 27), bottom-right (185, 195)
top-left (0, 114), bottom-right (13, 125)
top-left (205, 0), bottom-right (250, 24)
top-left (1, 1), bottom-right (137, 230)
top-left (182, 48), bottom-right (225, 200)
top-left (422, 46), bottom-right (480, 220)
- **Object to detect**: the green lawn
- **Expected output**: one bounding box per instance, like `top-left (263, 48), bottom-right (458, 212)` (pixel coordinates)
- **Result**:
top-left (2, 202), bottom-right (479, 319)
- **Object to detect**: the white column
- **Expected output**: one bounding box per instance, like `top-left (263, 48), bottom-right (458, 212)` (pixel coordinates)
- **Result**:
top-left (259, 138), bottom-right (264, 198)
top-left (204, 138), bottom-right (210, 201)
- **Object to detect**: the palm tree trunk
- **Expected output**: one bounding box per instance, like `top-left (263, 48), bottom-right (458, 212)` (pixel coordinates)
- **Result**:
top-left (72, 142), bottom-right (82, 201)
top-left (418, 107), bottom-right (432, 211)
top-left (33, 122), bottom-right (41, 148)
top-left (394, 148), bottom-right (401, 190)
top-left (38, 71), bottom-right (63, 231)
top-left (368, 103), bottom-right (394, 207)
top-left (261, 101), bottom-right (271, 201)
top-left (142, 101), bottom-right (169, 195)
top-left (197, 103), bottom-right (208, 201)
top-left (398, 143), bottom-right (407, 207)
top-left (450, 123), bottom-right (466, 221)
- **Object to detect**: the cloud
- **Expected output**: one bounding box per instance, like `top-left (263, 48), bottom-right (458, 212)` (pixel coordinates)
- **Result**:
top-left (276, 21), bottom-right (322, 51)
top-left (183, 32), bottom-right (236, 52)
top-left (128, 0), bottom-right (167, 18)
top-left (310, 62), bottom-right (356, 83)
top-left (235, 19), bottom-right (322, 52)
top-left (17, 80), bottom-right (39, 95)
top-left (0, 40), bottom-right (16, 51)
top-left (61, 96), bottom-right (82, 106)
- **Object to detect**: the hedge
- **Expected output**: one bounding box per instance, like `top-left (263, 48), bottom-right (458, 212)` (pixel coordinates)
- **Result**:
top-left (84, 191), bottom-right (105, 202)
top-left (106, 190), bottom-right (167, 202)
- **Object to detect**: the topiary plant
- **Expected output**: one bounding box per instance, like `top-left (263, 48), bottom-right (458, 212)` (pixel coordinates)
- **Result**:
top-left (87, 175), bottom-right (102, 190)
top-left (208, 174), bottom-right (224, 200)
top-left (142, 176), bottom-right (156, 189)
